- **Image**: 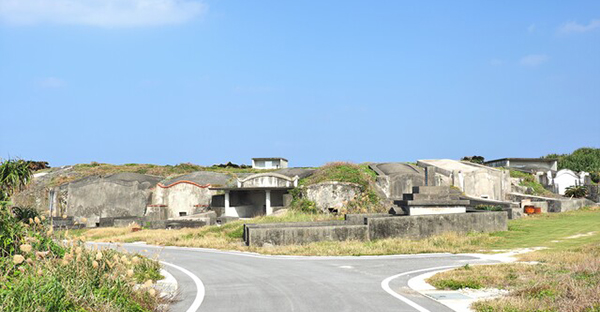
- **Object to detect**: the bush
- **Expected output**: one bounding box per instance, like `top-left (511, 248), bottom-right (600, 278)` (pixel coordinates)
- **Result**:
top-left (0, 206), bottom-right (163, 311)
top-left (564, 185), bottom-right (587, 198)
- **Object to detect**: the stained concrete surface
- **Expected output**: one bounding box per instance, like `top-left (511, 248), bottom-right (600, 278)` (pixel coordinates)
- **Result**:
top-left (92, 242), bottom-right (499, 312)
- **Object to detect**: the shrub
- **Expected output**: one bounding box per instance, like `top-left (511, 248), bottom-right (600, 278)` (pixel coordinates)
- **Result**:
top-left (475, 205), bottom-right (504, 211)
top-left (564, 185), bottom-right (587, 198)
top-left (0, 205), bottom-right (163, 311)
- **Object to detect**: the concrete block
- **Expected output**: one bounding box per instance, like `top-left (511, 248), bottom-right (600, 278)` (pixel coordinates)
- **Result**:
top-left (368, 212), bottom-right (508, 240)
top-left (246, 225), bottom-right (368, 246)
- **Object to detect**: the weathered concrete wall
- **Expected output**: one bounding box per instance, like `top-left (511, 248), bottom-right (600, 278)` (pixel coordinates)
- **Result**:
top-left (66, 173), bottom-right (161, 227)
top-left (586, 185), bottom-right (600, 203)
top-left (246, 224), bottom-right (368, 246)
top-left (303, 182), bottom-right (361, 212)
top-left (417, 159), bottom-right (510, 201)
top-left (244, 211), bottom-right (508, 246)
top-left (153, 183), bottom-right (216, 218)
top-left (368, 211), bottom-right (507, 240)
top-left (370, 163), bottom-right (425, 199)
top-left (345, 213), bottom-right (392, 225)
top-left (508, 193), bottom-right (595, 213)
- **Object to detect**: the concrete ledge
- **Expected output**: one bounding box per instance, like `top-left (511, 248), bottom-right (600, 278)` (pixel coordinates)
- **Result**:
top-left (345, 213), bottom-right (392, 225)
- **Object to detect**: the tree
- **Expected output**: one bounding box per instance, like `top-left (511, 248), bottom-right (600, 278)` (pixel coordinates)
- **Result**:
top-left (461, 156), bottom-right (485, 164)
top-left (545, 147), bottom-right (600, 183)
top-left (0, 159), bottom-right (33, 202)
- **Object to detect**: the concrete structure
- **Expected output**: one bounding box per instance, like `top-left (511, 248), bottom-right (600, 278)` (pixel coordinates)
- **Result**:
top-left (303, 181), bottom-right (362, 212)
top-left (484, 158), bottom-right (558, 173)
top-left (65, 173), bottom-right (162, 227)
top-left (251, 158), bottom-right (288, 169)
top-left (369, 163), bottom-right (425, 199)
top-left (152, 171), bottom-right (231, 218)
top-left (243, 211), bottom-right (507, 246)
top-left (367, 211), bottom-right (507, 240)
top-left (552, 169), bottom-right (587, 195)
top-left (417, 159), bottom-right (510, 201)
top-left (394, 186), bottom-right (469, 216)
top-left (210, 172), bottom-right (299, 218)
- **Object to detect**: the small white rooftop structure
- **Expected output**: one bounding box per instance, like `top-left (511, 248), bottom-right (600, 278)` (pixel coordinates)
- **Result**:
top-left (251, 157), bottom-right (288, 170)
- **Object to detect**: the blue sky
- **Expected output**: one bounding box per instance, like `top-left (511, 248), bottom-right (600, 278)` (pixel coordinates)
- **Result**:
top-left (1, 1), bottom-right (599, 167)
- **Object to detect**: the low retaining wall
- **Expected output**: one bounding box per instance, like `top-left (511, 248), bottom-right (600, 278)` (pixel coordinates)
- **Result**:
top-left (509, 193), bottom-right (594, 213)
top-left (244, 211), bottom-right (508, 246)
top-left (245, 224), bottom-right (368, 247)
top-left (368, 211), bottom-right (507, 240)
top-left (345, 213), bottom-right (392, 225)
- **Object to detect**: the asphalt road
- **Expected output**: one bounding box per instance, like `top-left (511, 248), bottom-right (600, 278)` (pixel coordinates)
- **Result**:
top-left (93, 243), bottom-right (495, 312)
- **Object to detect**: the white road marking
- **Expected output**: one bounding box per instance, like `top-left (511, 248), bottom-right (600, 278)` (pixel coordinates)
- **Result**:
top-left (381, 265), bottom-right (459, 312)
top-left (160, 260), bottom-right (205, 312)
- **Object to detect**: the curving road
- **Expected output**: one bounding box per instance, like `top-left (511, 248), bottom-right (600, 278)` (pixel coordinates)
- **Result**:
top-left (93, 242), bottom-right (496, 312)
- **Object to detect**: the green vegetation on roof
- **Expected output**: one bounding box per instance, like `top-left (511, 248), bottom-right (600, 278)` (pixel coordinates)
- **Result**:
top-left (47, 162), bottom-right (278, 186)
top-left (299, 162), bottom-right (377, 188)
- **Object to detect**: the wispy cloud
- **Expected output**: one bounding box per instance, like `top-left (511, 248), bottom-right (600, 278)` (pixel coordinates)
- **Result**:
top-left (0, 0), bottom-right (207, 27)
top-left (40, 77), bottom-right (66, 88)
top-left (520, 54), bottom-right (549, 67)
top-left (558, 19), bottom-right (600, 34)
top-left (527, 24), bottom-right (536, 34)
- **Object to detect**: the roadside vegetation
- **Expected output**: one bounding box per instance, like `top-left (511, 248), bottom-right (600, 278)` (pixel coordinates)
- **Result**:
top-left (427, 206), bottom-right (600, 312)
top-left (1, 159), bottom-right (164, 312)
top-left (71, 206), bottom-right (600, 256)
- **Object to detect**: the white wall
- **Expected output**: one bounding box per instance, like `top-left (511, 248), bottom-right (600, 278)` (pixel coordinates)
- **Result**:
top-left (554, 170), bottom-right (580, 195)
top-left (252, 159), bottom-right (287, 169)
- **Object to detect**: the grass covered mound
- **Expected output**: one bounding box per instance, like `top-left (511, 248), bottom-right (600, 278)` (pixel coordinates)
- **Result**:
top-left (0, 205), bottom-right (163, 312)
top-left (292, 162), bottom-right (386, 214)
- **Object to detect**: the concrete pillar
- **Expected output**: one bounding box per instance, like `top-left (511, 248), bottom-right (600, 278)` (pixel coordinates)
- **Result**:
top-left (265, 190), bottom-right (272, 215)
top-left (224, 191), bottom-right (233, 217)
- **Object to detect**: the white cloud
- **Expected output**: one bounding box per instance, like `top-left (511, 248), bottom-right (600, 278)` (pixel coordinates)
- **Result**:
top-left (558, 19), bottom-right (600, 34)
top-left (520, 54), bottom-right (549, 67)
top-left (40, 77), bottom-right (66, 88)
top-left (0, 0), bottom-right (206, 27)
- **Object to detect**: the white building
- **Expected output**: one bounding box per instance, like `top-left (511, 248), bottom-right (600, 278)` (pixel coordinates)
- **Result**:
top-left (251, 158), bottom-right (288, 169)
top-left (553, 169), bottom-right (588, 195)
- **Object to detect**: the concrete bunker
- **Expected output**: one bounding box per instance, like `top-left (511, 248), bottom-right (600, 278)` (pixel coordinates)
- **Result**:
top-left (210, 172), bottom-right (300, 217)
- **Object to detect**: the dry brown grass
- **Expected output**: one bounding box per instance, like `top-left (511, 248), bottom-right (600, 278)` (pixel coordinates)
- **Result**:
top-left (70, 226), bottom-right (500, 256)
top-left (429, 243), bottom-right (600, 312)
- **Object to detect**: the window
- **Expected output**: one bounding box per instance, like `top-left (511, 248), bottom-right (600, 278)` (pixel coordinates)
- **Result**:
top-left (179, 212), bottom-right (187, 217)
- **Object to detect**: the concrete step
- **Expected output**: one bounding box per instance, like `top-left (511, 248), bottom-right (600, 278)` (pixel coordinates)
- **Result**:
top-left (402, 193), bottom-right (461, 201)
top-left (412, 186), bottom-right (462, 195)
top-left (394, 199), bottom-right (471, 207)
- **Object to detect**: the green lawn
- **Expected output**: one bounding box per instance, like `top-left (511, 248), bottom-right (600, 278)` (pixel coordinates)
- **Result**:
top-left (487, 207), bottom-right (600, 251)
